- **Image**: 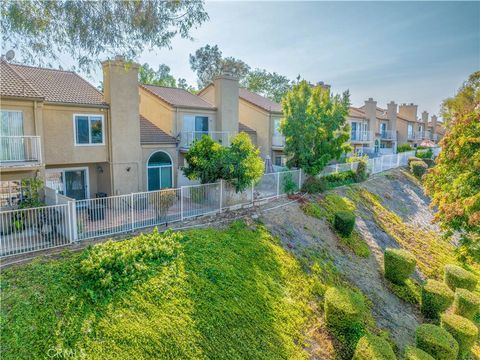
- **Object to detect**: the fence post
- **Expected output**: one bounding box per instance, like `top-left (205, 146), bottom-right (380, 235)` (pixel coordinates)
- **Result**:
top-left (69, 200), bottom-right (78, 242)
top-left (180, 186), bottom-right (184, 221)
top-left (276, 172), bottom-right (280, 197)
top-left (130, 193), bottom-right (135, 232)
top-left (219, 180), bottom-right (223, 212)
top-left (299, 169), bottom-right (302, 189)
top-left (397, 153), bottom-right (400, 167)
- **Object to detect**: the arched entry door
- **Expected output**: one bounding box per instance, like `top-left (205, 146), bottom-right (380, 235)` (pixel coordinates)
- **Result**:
top-left (147, 151), bottom-right (173, 191)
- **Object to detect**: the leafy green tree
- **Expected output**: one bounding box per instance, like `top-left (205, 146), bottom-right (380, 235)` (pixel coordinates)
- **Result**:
top-left (242, 68), bottom-right (292, 103)
top-left (424, 71), bottom-right (480, 261)
top-left (139, 64), bottom-right (177, 87)
top-left (1, 1), bottom-right (208, 73)
top-left (183, 136), bottom-right (225, 185)
top-left (281, 80), bottom-right (352, 176)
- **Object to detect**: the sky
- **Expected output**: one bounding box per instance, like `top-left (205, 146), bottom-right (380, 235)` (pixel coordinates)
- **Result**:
top-left (60, 1), bottom-right (480, 117)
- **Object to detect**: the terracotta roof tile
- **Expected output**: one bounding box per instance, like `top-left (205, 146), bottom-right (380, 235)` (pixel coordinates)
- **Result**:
top-left (139, 115), bottom-right (177, 144)
top-left (349, 107), bottom-right (365, 118)
top-left (0, 60), bottom-right (42, 99)
top-left (239, 122), bottom-right (256, 134)
top-left (142, 84), bottom-right (215, 109)
top-left (239, 88), bottom-right (282, 113)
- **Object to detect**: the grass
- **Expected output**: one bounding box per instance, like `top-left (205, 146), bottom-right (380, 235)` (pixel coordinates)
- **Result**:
top-left (302, 194), bottom-right (370, 258)
top-left (386, 279), bottom-right (421, 305)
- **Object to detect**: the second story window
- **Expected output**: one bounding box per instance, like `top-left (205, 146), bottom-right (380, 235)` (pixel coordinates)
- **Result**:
top-left (408, 123), bottom-right (414, 138)
top-left (74, 114), bottom-right (104, 145)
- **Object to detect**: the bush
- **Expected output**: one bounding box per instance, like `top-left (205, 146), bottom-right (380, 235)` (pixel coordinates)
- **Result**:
top-left (301, 176), bottom-right (326, 193)
top-left (421, 279), bottom-right (454, 319)
top-left (453, 288), bottom-right (480, 320)
top-left (440, 313), bottom-right (478, 358)
top-left (354, 159), bottom-right (369, 183)
top-left (324, 170), bottom-right (356, 188)
top-left (397, 144), bottom-right (413, 153)
top-left (410, 160), bottom-right (428, 179)
top-left (282, 172), bottom-right (298, 195)
top-left (408, 156), bottom-right (422, 167)
top-left (384, 248), bottom-right (416, 285)
top-left (334, 211), bottom-right (356, 237)
top-left (416, 148), bottom-right (433, 159)
top-left (404, 346), bottom-right (435, 360)
top-left (444, 264), bottom-right (478, 292)
top-left (422, 158), bottom-right (435, 168)
top-left (415, 324), bottom-right (459, 360)
top-left (352, 334), bottom-right (396, 360)
top-left (324, 287), bottom-right (365, 336)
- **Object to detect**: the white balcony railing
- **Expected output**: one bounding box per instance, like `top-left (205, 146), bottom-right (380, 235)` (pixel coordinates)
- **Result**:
top-left (0, 136), bottom-right (42, 164)
top-left (272, 135), bottom-right (286, 148)
top-left (179, 131), bottom-right (234, 149)
top-left (407, 132), bottom-right (420, 141)
top-left (350, 130), bottom-right (371, 142)
top-left (379, 130), bottom-right (396, 140)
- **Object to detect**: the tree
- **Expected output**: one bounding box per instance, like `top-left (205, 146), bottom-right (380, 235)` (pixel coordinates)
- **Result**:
top-left (183, 133), bottom-right (264, 192)
top-left (241, 68), bottom-right (292, 103)
top-left (1, 1), bottom-right (208, 73)
top-left (139, 64), bottom-right (177, 87)
top-left (424, 71), bottom-right (480, 262)
top-left (281, 80), bottom-right (351, 176)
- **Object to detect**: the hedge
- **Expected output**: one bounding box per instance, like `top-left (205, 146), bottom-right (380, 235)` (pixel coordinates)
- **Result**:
top-left (408, 156), bottom-right (422, 167)
top-left (324, 286), bottom-right (365, 335)
top-left (352, 334), bottom-right (396, 360)
top-left (301, 176), bottom-right (326, 193)
top-left (397, 144), bottom-right (413, 153)
top-left (384, 248), bottom-right (416, 285)
top-left (444, 264), bottom-right (478, 292)
top-left (334, 211), bottom-right (356, 237)
top-left (416, 148), bottom-right (433, 159)
top-left (354, 160), bottom-right (369, 182)
top-left (415, 324), bottom-right (459, 360)
top-left (420, 279), bottom-right (454, 319)
top-left (453, 288), bottom-right (480, 320)
top-left (422, 158), bottom-right (435, 168)
top-left (403, 346), bottom-right (435, 360)
top-left (410, 160), bottom-right (428, 179)
top-left (441, 313), bottom-right (478, 358)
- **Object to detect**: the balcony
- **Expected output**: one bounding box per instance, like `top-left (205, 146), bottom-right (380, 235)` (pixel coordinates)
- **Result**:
top-left (350, 130), bottom-right (371, 142)
top-left (407, 132), bottom-right (420, 141)
top-left (379, 130), bottom-right (396, 140)
top-left (0, 136), bottom-right (42, 169)
top-left (179, 131), bottom-right (235, 150)
top-left (272, 135), bottom-right (286, 149)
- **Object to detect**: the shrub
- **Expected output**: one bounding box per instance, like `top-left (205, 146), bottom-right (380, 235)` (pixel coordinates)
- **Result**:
top-left (410, 160), bottom-right (428, 179)
top-left (416, 148), bottom-right (433, 159)
top-left (324, 287), bottom-right (365, 336)
top-left (415, 324), bottom-right (459, 360)
top-left (282, 172), bottom-right (298, 195)
top-left (422, 158), bottom-right (435, 168)
top-left (334, 211), bottom-right (356, 237)
top-left (301, 176), bottom-right (326, 193)
top-left (444, 264), bottom-right (478, 291)
top-left (404, 346), bottom-right (435, 360)
top-left (408, 156), bottom-right (422, 167)
top-left (352, 334), bottom-right (396, 360)
top-left (421, 279), bottom-right (454, 319)
top-left (453, 288), bottom-right (480, 319)
top-left (384, 248), bottom-right (416, 285)
top-left (324, 170), bottom-right (356, 188)
top-left (354, 159), bottom-right (369, 183)
top-left (440, 313), bottom-right (478, 358)
top-left (397, 144), bottom-right (413, 153)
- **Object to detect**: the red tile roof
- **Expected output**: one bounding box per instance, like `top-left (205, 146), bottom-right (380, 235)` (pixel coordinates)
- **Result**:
top-left (0, 60), bottom-right (42, 99)
top-left (142, 84), bottom-right (215, 110)
top-left (239, 88), bottom-right (282, 113)
top-left (1, 61), bottom-right (106, 106)
top-left (349, 107), bottom-right (366, 119)
top-left (139, 115), bottom-right (177, 144)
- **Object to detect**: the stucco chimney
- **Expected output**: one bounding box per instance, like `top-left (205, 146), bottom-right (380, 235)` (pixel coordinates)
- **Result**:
top-left (387, 101), bottom-right (397, 142)
top-left (431, 115), bottom-right (438, 129)
top-left (102, 58), bottom-right (142, 195)
top-left (213, 74), bottom-right (239, 134)
top-left (398, 103), bottom-right (418, 122)
top-left (364, 98), bottom-right (377, 146)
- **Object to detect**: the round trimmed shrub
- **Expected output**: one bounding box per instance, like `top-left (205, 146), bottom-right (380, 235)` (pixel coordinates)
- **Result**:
top-left (408, 156), bottom-right (422, 167)
top-left (444, 264), bottom-right (478, 292)
top-left (410, 160), bottom-right (428, 179)
top-left (416, 324), bottom-right (459, 360)
top-left (301, 176), bottom-right (327, 193)
top-left (354, 160), bottom-right (369, 183)
top-left (384, 248), bottom-right (416, 284)
top-left (352, 334), bottom-right (396, 360)
top-left (324, 286), bottom-right (365, 334)
top-left (334, 211), bottom-right (355, 237)
top-left (441, 313), bottom-right (478, 358)
top-left (404, 346), bottom-right (435, 360)
top-left (421, 279), bottom-right (454, 319)
top-left (453, 288), bottom-right (480, 320)
top-left (422, 158), bottom-right (435, 168)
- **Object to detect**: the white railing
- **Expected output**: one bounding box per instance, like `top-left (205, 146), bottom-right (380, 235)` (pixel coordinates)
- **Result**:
top-left (407, 132), bottom-right (420, 141)
top-left (351, 130), bottom-right (371, 142)
top-left (0, 136), bottom-right (42, 164)
top-left (272, 135), bottom-right (286, 148)
top-left (379, 130), bottom-right (396, 140)
top-left (179, 131), bottom-right (234, 149)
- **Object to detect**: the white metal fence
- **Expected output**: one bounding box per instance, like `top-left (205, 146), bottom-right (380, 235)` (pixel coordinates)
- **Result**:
top-left (0, 149), bottom-right (428, 257)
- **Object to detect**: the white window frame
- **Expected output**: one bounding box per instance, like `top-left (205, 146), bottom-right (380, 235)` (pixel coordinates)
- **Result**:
top-left (73, 114), bottom-right (105, 146)
top-left (46, 166), bottom-right (90, 199)
top-left (146, 150), bottom-right (174, 191)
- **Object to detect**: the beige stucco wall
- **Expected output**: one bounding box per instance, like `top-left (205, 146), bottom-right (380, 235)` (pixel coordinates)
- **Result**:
top-left (174, 108), bottom-right (217, 136)
top-left (198, 84), bottom-right (215, 105)
top-left (139, 88), bottom-right (175, 136)
top-left (141, 145), bottom-right (178, 190)
top-left (239, 99), bottom-right (271, 158)
top-left (0, 98), bottom-right (37, 136)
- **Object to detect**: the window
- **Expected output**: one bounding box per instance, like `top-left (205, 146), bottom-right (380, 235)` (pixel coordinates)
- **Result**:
top-left (147, 151), bottom-right (173, 191)
top-left (407, 123), bottom-right (414, 138)
top-left (1, 110), bottom-right (24, 161)
top-left (273, 118), bottom-right (281, 135)
top-left (351, 122), bottom-right (357, 140)
top-left (74, 114), bottom-right (104, 145)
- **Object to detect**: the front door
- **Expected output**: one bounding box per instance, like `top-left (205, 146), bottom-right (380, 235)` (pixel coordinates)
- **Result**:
top-left (65, 170), bottom-right (88, 200)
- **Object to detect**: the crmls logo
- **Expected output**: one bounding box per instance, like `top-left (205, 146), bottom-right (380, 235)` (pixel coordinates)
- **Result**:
top-left (46, 348), bottom-right (86, 358)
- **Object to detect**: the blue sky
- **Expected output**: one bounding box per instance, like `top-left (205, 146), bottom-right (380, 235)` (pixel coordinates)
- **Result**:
top-left (72, 1), bottom-right (480, 117)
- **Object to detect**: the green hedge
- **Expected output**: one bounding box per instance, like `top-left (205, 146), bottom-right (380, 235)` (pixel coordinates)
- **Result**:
top-left (415, 324), bottom-right (459, 360)
top-left (416, 148), bottom-right (433, 159)
top-left (324, 170), bottom-right (356, 188)
top-left (444, 264), bottom-right (478, 292)
top-left (453, 288), bottom-right (480, 320)
top-left (397, 144), bottom-right (413, 153)
top-left (354, 160), bottom-right (369, 183)
top-left (421, 279), bottom-right (454, 319)
top-left (352, 334), bottom-right (396, 360)
top-left (408, 156), bottom-right (422, 167)
top-left (334, 211), bottom-right (355, 237)
top-left (324, 286), bottom-right (365, 335)
top-left (422, 158), bottom-right (435, 168)
top-left (441, 313), bottom-right (478, 358)
top-left (410, 160), bottom-right (428, 179)
top-left (301, 176), bottom-right (326, 193)
top-left (404, 346), bottom-right (435, 360)
top-left (384, 248), bottom-right (416, 285)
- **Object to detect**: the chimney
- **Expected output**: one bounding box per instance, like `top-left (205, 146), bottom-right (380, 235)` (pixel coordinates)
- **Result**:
top-left (431, 115), bottom-right (438, 129)
top-left (214, 73), bottom-right (239, 134)
top-left (398, 103), bottom-right (418, 122)
top-left (364, 98), bottom-right (377, 145)
top-left (387, 101), bottom-right (398, 145)
top-left (421, 111), bottom-right (429, 124)
top-left (102, 57), bottom-right (142, 195)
